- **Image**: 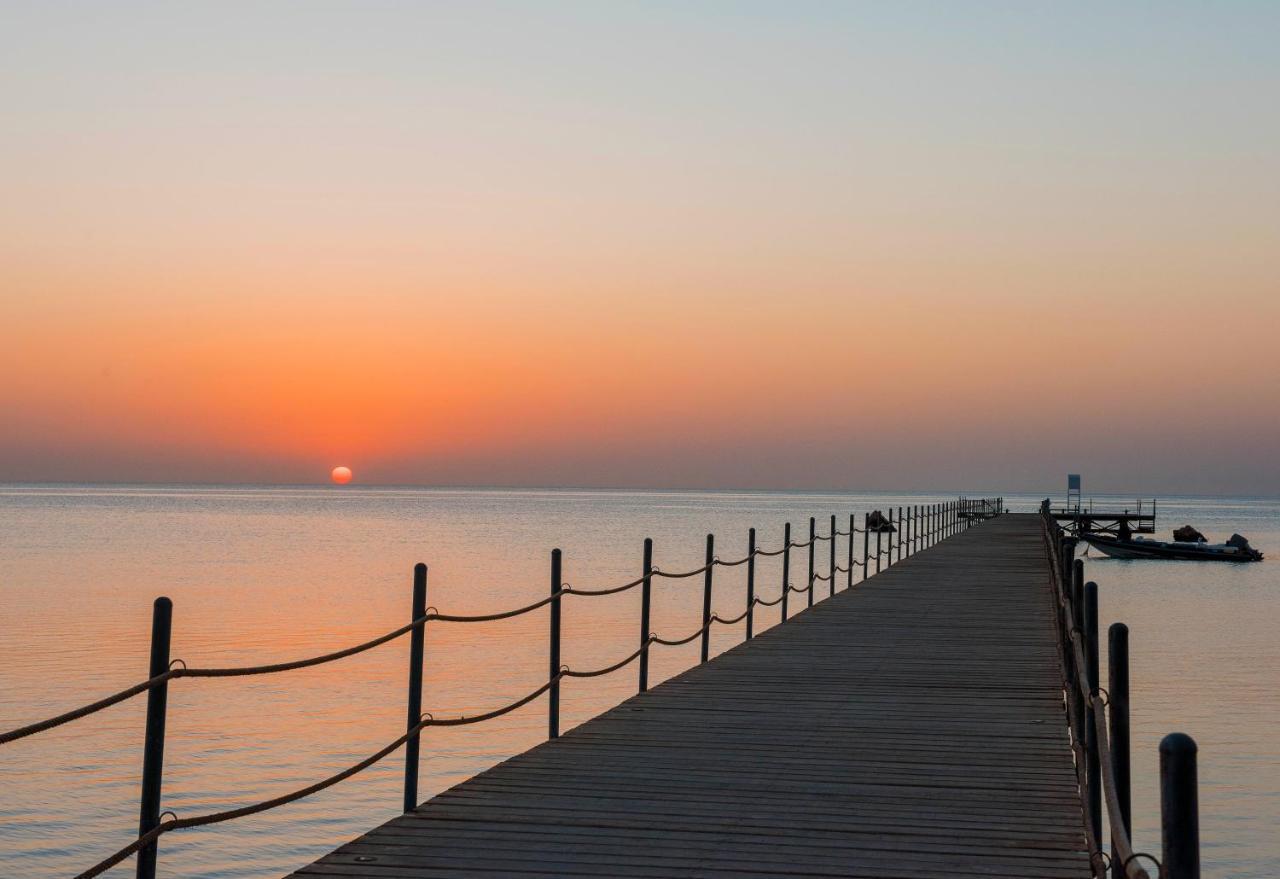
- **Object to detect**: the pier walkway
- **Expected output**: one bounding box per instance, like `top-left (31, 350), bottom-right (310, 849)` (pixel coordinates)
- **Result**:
top-left (293, 514), bottom-right (1090, 879)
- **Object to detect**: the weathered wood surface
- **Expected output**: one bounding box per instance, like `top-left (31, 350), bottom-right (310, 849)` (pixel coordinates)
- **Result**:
top-left (290, 514), bottom-right (1088, 878)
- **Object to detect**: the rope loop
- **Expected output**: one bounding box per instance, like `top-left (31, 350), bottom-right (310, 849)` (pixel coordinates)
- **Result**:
top-left (1122, 852), bottom-right (1163, 874)
top-left (158, 810), bottom-right (179, 825)
top-left (1092, 686), bottom-right (1111, 707)
top-left (168, 659), bottom-right (187, 671)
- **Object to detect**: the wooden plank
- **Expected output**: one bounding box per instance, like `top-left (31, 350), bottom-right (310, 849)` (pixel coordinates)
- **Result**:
top-left (287, 514), bottom-right (1091, 878)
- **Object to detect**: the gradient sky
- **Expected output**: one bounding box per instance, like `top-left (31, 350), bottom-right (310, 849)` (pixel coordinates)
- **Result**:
top-left (3, 2), bottom-right (1278, 494)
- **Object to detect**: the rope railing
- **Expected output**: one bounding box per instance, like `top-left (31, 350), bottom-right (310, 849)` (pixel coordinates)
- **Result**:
top-left (1039, 500), bottom-right (1200, 879)
top-left (9, 497), bottom-right (1002, 879)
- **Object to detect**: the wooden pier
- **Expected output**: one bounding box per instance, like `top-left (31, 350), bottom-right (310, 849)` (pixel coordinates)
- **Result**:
top-left (292, 514), bottom-right (1091, 878)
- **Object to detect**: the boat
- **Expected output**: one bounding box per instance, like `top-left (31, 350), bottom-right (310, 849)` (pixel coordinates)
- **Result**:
top-left (1082, 532), bottom-right (1263, 562)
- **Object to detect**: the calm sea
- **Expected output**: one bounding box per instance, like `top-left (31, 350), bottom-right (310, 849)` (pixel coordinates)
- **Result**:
top-left (1, 486), bottom-right (1276, 878)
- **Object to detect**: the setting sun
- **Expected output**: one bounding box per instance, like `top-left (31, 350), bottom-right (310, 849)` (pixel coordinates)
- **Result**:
top-left (330, 466), bottom-right (352, 485)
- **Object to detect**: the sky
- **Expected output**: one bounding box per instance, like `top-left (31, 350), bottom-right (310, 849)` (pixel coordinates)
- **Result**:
top-left (2, 2), bottom-right (1278, 495)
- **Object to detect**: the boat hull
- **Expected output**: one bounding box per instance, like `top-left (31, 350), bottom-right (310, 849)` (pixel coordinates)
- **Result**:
top-left (1083, 535), bottom-right (1262, 562)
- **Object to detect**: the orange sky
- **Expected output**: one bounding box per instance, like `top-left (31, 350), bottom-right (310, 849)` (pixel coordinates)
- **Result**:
top-left (3, 4), bottom-right (1278, 493)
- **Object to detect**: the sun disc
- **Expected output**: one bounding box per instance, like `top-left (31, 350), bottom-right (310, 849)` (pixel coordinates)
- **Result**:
top-left (331, 466), bottom-right (353, 485)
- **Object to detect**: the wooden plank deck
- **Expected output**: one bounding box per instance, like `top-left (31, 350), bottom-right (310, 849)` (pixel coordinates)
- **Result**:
top-left (290, 514), bottom-right (1089, 878)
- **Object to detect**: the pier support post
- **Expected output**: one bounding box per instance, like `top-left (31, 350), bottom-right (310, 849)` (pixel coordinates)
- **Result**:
top-left (875, 519), bottom-right (882, 574)
top-left (897, 506), bottom-right (903, 562)
top-left (1161, 733), bottom-right (1200, 879)
top-left (700, 534), bottom-right (714, 663)
top-left (548, 551), bottom-right (562, 740)
top-left (136, 597), bottom-right (173, 879)
top-left (746, 528), bottom-right (756, 638)
top-left (1109, 623), bottom-right (1131, 879)
top-left (639, 538), bottom-right (653, 693)
top-left (403, 564), bottom-right (428, 811)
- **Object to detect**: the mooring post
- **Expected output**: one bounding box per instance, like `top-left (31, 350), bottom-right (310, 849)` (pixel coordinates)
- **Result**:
top-left (807, 517), bottom-right (816, 607)
top-left (745, 527), bottom-right (756, 639)
top-left (781, 522), bottom-right (791, 622)
top-left (1161, 733), bottom-right (1200, 879)
top-left (1084, 581), bottom-right (1102, 846)
top-left (639, 538), bottom-right (653, 693)
top-left (828, 515), bottom-right (836, 597)
top-left (846, 514), bottom-right (854, 589)
top-left (548, 551), bottom-right (562, 741)
top-left (897, 506), bottom-right (904, 562)
top-left (1109, 623), bottom-right (1131, 879)
top-left (700, 533), bottom-right (714, 664)
top-left (403, 565), bottom-right (428, 811)
top-left (136, 597), bottom-right (173, 879)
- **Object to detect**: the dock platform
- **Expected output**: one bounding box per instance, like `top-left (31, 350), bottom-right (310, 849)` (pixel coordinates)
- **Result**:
top-left (291, 514), bottom-right (1089, 878)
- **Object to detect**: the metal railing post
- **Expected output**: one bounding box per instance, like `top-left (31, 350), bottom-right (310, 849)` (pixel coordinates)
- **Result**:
top-left (639, 538), bottom-right (653, 693)
top-left (846, 514), bottom-right (854, 589)
top-left (862, 513), bottom-right (869, 580)
top-left (700, 534), bottom-right (714, 663)
top-left (875, 517), bottom-right (882, 574)
top-left (746, 528), bottom-right (756, 639)
top-left (136, 597), bottom-right (173, 879)
top-left (807, 517), bottom-right (816, 608)
top-left (1109, 622), bottom-right (1131, 879)
top-left (1071, 562), bottom-right (1085, 743)
top-left (828, 515), bottom-right (836, 597)
top-left (1084, 581), bottom-right (1102, 846)
top-left (781, 522), bottom-right (791, 622)
top-left (548, 551), bottom-right (562, 740)
top-left (1161, 733), bottom-right (1200, 879)
top-left (403, 565), bottom-right (428, 811)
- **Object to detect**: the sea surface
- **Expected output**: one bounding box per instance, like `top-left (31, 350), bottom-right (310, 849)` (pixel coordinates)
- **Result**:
top-left (0, 486), bottom-right (1276, 878)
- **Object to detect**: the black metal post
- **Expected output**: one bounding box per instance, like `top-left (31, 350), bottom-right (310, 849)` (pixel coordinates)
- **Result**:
top-left (875, 519), bottom-right (882, 574)
top-left (1109, 622), bottom-right (1131, 879)
top-left (548, 551), bottom-right (562, 741)
top-left (1161, 733), bottom-right (1200, 879)
top-left (1071, 561), bottom-right (1085, 736)
top-left (862, 513), bottom-right (869, 581)
top-left (136, 597), bottom-right (173, 879)
top-left (781, 522), bottom-right (791, 622)
top-left (846, 514), bottom-right (854, 590)
top-left (639, 538), bottom-right (653, 693)
top-left (828, 515), bottom-right (836, 598)
top-left (700, 534), bottom-right (714, 664)
top-left (746, 528), bottom-right (756, 639)
top-left (807, 517), bottom-right (816, 608)
top-left (896, 507), bottom-right (902, 562)
top-left (1084, 581), bottom-right (1102, 847)
top-left (403, 564), bottom-right (428, 811)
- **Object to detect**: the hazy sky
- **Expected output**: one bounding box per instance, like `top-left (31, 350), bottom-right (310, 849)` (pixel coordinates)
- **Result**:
top-left (3, 2), bottom-right (1278, 494)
